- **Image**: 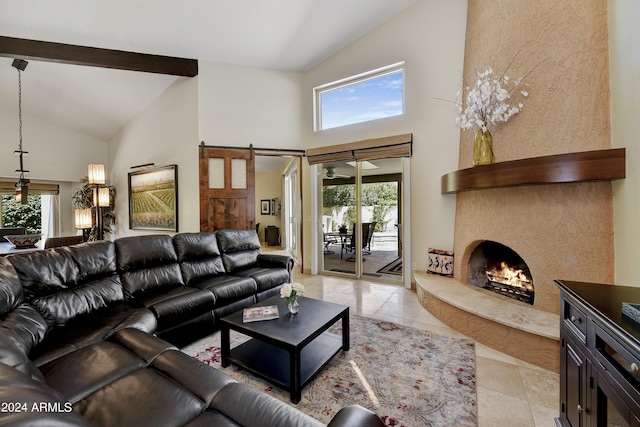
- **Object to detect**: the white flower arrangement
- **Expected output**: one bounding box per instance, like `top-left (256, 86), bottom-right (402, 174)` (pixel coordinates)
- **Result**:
top-left (280, 282), bottom-right (305, 305)
top-left (456, 67), bottom-right (528, 133)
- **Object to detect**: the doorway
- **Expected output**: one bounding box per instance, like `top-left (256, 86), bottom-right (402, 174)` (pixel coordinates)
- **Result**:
top-left (254, 154), bottom-right (303, 267)
top-left (320, 158), bottom-right (404, 282)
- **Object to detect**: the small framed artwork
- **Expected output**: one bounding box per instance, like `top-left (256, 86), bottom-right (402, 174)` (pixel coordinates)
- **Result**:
top-left (260, 199), bottom-right (270, 215)
top-left (128, 164), bottom-right (178, 231)
top-left (270, 199), bottom-right (276, 215)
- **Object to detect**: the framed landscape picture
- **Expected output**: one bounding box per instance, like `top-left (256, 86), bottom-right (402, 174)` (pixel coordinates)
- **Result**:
top-left (128, 164), bottom-right (178, 231)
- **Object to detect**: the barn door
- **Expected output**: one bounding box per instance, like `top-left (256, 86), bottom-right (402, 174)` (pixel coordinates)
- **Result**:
top-left (199, 147), bottom-right (255, 232)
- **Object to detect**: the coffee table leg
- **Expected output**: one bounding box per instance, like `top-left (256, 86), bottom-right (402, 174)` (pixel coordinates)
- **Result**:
top-left (342, 309), bottom-right (350, 351)
top-left (290, 349), bottom-right (301, 404)
top-left (221, 326), bottom-right (230, 368)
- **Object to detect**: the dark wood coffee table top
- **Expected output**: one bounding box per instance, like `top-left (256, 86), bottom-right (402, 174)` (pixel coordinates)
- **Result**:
top-left (220, 295), bottom-right (349, 403)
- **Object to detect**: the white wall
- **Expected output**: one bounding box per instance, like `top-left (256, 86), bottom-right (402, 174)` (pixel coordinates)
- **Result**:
top-left (108, 76), bottom-right (199, 237)
top-left (300, 0), bottom-right (468, 273)
top-left (0, 103), bottom-right (108, 236)
top-left (610, 0), bottom-right (640, 285)
top-left (198, 61), bottom-right (304, 150)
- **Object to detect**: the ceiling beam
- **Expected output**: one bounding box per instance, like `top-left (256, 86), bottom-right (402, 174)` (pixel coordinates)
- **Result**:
top-left (0, 35), bottom-right (198, 77)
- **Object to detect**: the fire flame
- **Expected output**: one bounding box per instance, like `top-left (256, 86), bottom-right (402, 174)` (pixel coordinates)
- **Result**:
top-left (486, 261), bottom-right (532, 290)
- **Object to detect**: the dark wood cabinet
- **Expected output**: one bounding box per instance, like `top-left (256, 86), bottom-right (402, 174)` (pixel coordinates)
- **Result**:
top-left (265, 226), bottom-right (280, 246)
top-left (556, 280), bottom-right (640, 427)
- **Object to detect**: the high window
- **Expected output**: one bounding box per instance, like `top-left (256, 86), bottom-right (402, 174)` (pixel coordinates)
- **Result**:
top-left (314, 62), bottom-right (404, 131)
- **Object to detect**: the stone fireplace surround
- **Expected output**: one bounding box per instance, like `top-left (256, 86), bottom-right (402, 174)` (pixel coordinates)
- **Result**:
top-left (415, 150), bottom-right (624, 372)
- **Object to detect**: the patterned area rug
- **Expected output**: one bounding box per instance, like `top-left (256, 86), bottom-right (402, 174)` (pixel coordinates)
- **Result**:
top-left (182, 315), bottom-right (477, 426)
top-left (377, 257), bottom-right (403, 276)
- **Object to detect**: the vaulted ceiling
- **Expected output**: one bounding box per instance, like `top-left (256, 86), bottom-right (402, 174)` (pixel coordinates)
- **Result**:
top-left (0, 0), bottom-right (416, 141)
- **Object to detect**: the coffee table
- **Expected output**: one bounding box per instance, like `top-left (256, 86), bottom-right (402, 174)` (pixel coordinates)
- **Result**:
top-left (220, 296), bottom-right (349, 403)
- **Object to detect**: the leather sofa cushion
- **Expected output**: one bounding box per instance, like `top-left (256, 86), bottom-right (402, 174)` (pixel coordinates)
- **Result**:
top-left (0, 362), bottom-right (90, 426)
top-left (39, 341), bottom-right (146, 403)
top-left (221, 250), bottom-right (260, 274)
top-left (210, 382), bottom-right (324, 427)
top-left (0, 303), bottom-right (47, 379)
top-left (216, 229), bottom-right (261, 273)
top-left (135, 287), bottom-right (215, 331)
top-left (215, 229), bottom-right (261, 253)
top-left (0, 257), bottom-right (23, 315)
top-left (231, 267), bottom-right (289, 292)
top-left (116, 234), bottom-right (185, 298)
top-left (30, 304), bottom-right (156, 367)
top-left (115, 235), bottom-right (179, 271)
top-left (31, 276), bottom-right (123, 328)
top-left (70, 329), bottom-right (237, 427)
top-left (191, 275), bottom-right (257, 308)
top-left (67, 241), bottom-right (117, 280)
top-left (0, 303), bottom-right (47, 356)
top-left (8, 248), bottom-right (80, 300)
top-left (174, 232), bottom-right (226, 282)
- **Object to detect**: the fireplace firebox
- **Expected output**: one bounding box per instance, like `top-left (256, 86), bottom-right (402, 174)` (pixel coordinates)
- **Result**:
top-left (467, 241), bottom-right (534, 305)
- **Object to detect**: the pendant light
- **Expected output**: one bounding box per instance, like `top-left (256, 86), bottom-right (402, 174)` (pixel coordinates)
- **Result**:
top-left (12, 59), bottom-right (30, 205)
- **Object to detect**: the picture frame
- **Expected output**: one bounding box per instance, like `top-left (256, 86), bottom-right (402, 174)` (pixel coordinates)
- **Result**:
top-left (260, 199), bottom-right (270, 215)
top-left (128, 164), bottom-right (178, 231)
top-left (270, 199), bottom-right (276, 215)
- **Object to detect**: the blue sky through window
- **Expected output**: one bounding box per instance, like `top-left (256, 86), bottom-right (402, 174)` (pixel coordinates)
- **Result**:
top-left (319, 70), bottom-right (403, 130)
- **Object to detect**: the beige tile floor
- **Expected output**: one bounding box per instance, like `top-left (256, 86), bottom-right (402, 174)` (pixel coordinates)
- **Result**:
top-left (295, 272), bottom-right (560, 427)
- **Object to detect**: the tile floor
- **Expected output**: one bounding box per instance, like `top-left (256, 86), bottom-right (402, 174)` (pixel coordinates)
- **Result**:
top-left (295, 272), bottom-right (560, 427)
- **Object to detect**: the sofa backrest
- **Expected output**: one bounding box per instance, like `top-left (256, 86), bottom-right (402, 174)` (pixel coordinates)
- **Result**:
top-left (115, 234), bottom-right (184, 298)
top-left (0, 257), bottom-right (23, 315)
top-left (0, 257), bottom-right (48, 378)
top-left (174, 232), bottom-right (226, 284)
top-left (8, 242), bottom-right (123, 328)
top-left (215, 229), bottom-right (261, 274)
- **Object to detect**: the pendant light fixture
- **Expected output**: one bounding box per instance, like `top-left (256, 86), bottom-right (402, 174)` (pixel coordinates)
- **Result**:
top-left (12, 59), bottom-right (30, 205)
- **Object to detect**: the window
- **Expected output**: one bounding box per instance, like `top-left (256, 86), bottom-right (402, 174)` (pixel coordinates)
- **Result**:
top-left (314, 62), bottom-right (405, 131)
top-left (1, 194), bottom-right (43, 234)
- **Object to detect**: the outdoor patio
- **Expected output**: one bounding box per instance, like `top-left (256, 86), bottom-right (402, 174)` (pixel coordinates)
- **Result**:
top-left (322, 231), bottom-right (402, 281)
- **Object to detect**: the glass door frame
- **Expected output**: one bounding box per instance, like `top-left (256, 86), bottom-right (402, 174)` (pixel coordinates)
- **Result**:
top-left (313, 158), bottom-right (411, 288)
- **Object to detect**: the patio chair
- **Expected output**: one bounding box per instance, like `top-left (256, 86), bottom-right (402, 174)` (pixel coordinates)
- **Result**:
top-left (323, 233), bottom-right (338, 254)
top-left (345, 222), bottom-right (376, 260)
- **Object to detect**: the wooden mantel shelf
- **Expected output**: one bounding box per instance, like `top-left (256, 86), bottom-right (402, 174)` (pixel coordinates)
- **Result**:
top-left (441, 148), bottom-right (625, 194)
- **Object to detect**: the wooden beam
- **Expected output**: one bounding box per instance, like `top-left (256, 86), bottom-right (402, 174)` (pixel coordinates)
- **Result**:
top-left (0, 35), bottom-right (198, 77)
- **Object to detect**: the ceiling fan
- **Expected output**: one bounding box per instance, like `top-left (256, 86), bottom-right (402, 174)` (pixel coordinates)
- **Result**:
top-left (324, 166), bottom-right (350, 179)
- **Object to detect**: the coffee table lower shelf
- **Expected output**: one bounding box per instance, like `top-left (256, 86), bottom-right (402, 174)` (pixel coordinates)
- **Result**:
top-left (227, 332), bottom-right (343, 403)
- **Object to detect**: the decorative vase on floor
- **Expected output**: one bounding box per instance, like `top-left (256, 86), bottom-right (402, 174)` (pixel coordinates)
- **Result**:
top-left (287, 299), bottom-right (300, 315)
top-left (473, 128), bottom-right (495, 166)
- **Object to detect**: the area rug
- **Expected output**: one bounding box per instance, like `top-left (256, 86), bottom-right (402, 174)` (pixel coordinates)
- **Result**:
top-left (182, 315), bottom-right (477, 426)
top-left (377, 257), bottom-right (403, 276)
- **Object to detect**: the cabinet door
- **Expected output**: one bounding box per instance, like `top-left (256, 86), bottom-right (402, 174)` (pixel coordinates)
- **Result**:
top-left (561, 334), bottom-right (588, 427)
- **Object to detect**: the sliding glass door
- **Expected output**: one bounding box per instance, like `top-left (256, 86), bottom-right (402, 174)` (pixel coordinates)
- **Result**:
top-left (320, 158), bottom-right (403, 282)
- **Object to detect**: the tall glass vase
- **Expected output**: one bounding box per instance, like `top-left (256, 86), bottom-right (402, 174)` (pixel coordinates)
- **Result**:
top-left (287, 299), bottom-right (299, 315)
top-left (473, 128), bottom-right (495, 166)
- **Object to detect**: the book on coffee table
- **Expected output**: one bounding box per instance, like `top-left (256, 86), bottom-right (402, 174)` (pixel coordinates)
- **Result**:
top-left (243, 305), bottom-right (280, 323)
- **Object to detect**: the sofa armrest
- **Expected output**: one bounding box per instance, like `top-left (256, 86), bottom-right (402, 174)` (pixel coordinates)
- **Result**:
top-left (149, 289), bottom-right (215, 330)
top-left (257, 254), bottom-right (294, 281)
top-left (327, 405), bottom-right (385, 427)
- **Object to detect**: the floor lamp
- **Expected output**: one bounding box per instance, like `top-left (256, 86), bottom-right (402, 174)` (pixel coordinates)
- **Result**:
top-left (87, 163), bottom-right (110, 240)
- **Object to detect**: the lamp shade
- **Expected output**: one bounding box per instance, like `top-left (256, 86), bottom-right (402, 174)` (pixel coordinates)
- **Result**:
top-left (88, 163), bottom-right (105, 185)
top-left (74, 208), bottom-right (93, 229)
top-left (97, 187), bottom-right (110, 207)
